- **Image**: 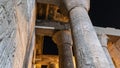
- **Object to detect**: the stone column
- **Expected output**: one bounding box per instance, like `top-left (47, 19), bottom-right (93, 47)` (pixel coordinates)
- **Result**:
top-left (63, 0), bottom-right (110, 68)
top-left (98, 34), bottom-right (115, 68)
top-left (49, 64), bottom-right (56, 68)
top-left (49, 62), bottom-right (57, 68)
top-left (52, 30), bottom-right (74, 68)
top-left (36, 64), bottom-right (41, 68)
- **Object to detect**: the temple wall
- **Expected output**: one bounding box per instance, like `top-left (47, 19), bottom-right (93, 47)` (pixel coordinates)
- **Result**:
top-left (0, 0), bottom-right (36, 68)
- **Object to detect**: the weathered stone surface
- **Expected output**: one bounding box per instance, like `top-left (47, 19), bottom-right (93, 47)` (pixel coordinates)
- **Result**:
top-left (0, 0), bottom-right (36, 68)
top-left (98, 34), bottom-right (115, 68)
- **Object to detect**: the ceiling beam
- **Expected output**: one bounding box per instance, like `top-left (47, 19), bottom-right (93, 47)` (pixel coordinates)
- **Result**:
top-left (37, 0), bottom-right (60, 6)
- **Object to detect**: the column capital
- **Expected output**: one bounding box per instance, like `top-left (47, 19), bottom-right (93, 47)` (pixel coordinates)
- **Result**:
top-left (63, 0), bottom-right (90, 12)
top-left (52, 30), bottom-right (73, 46)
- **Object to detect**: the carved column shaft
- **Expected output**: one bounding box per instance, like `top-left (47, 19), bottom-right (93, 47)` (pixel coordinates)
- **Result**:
top-left (52, 30), bottom-right (74, 68)
top-left (63, 0), bottom-right (110, 68)
top-left (58, 43), bottom-right (74, 68)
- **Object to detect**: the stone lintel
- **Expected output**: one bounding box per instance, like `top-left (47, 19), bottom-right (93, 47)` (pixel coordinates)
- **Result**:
top-left (36, 21), bottom-right (120, 37)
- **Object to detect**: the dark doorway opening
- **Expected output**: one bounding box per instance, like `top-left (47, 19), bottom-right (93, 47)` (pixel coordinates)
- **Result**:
top-left (41, 65), bottom-right (48, 68)
top-left (43, 36), bottom-right (58, 55)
